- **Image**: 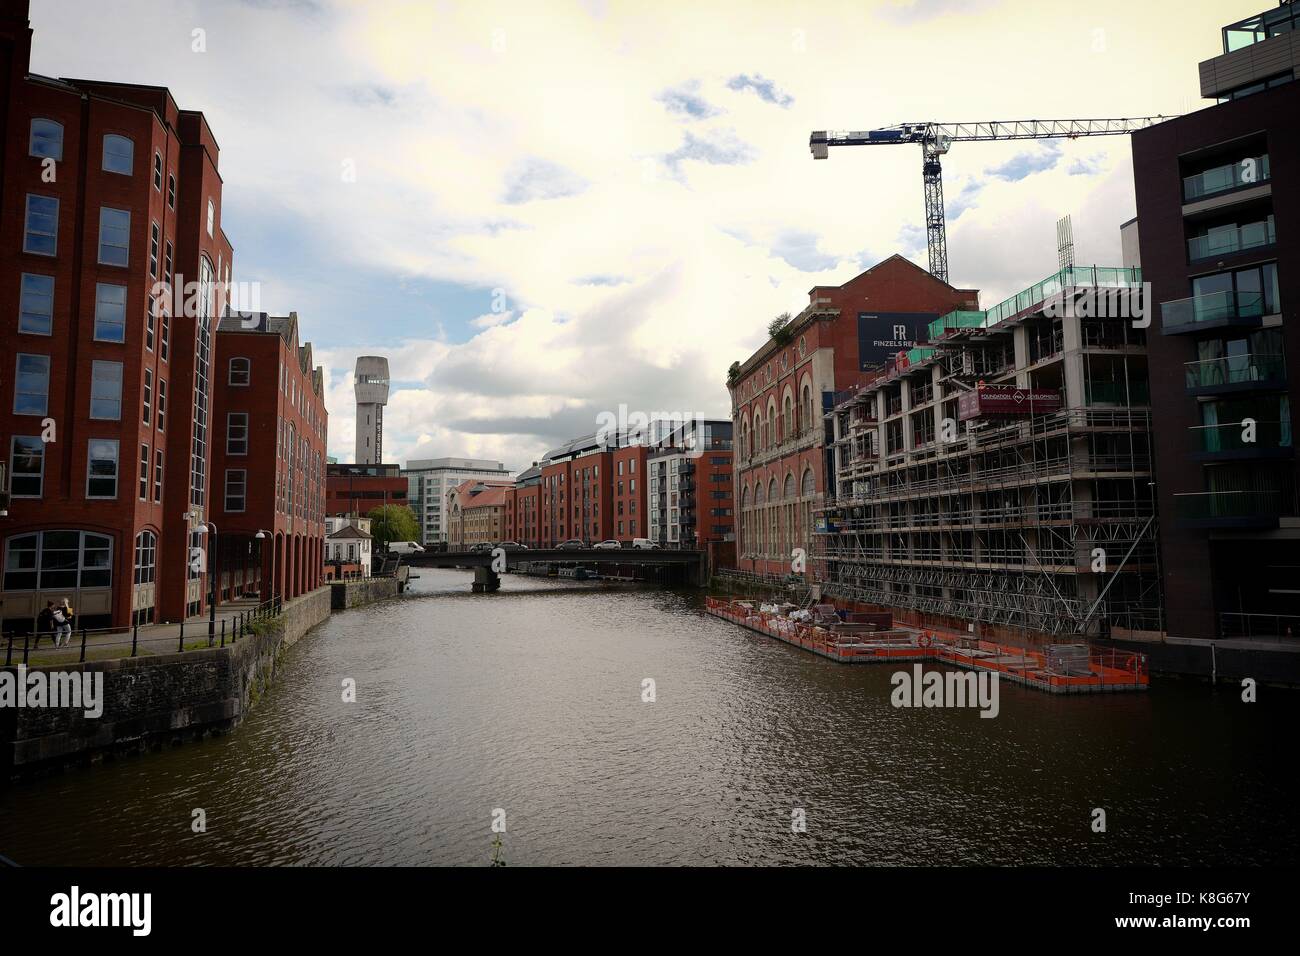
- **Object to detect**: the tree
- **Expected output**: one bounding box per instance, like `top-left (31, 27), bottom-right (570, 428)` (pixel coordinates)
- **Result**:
top-left (367, 504), bottom-right (420, 549)
top-left (768, 312), bottom-right (794, 347)
top-left (727, 360), bottom-right (741, 386)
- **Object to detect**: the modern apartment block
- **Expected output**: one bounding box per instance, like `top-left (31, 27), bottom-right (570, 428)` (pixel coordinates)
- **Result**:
top-left (730, 255), bottom-right (980, 578)
top-left (816, 264), bottom-right (1160, 641)
top-left (0, 1), bottom-right (274, 629)
top-left (402, 456), bottom-right (510, 545)
top-left (1131, 2), bottom-right (1299, 642)
top-left (647, 419), bottom-right (734, 549)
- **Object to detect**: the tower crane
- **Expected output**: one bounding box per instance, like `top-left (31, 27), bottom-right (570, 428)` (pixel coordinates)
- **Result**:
top-left (810, 117), bottom-right (1174, 284)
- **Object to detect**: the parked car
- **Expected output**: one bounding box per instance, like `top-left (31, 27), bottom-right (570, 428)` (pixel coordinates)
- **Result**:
top-left (469, 542), bottom-right (494, 553)
top-left (556, 539), bottom-right (585, 550)
top-left (497, 541), bottom-right (528, 551)
top-left (632, 538), bottom-right (659, 550)
top-left (388, 541), bottom-right (425, 554)
top-left (593, 539), bottom-right (622, 550)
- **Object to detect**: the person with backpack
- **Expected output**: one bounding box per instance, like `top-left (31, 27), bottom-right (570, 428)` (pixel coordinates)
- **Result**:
top-left (35, 601), bottom-right (55, 649)
top-left (53, 600), bottom-right (74, 648)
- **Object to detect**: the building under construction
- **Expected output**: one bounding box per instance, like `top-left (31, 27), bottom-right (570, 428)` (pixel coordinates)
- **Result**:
top-left (815, 264), bottom-right (1162, 641)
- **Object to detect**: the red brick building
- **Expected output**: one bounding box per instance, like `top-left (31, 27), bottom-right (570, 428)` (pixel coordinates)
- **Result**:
top-left (211, 312), bottom-right (327, 606)
top-left (730, 255), bottom-right (979, 577)
top-left (0, 1), bottom-right (246, 628)
top-left (611, 444), bottom-right (648, 542)
top-left (505, 464), bottom-right (541, 547)
top-left (325, 462), bottom-right (408, 516)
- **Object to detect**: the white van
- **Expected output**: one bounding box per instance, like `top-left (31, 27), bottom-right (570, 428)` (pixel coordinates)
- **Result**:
top-left (388, 541), bottom-right (425, 555)
top-left (632, 538), bottom-right (659, 550)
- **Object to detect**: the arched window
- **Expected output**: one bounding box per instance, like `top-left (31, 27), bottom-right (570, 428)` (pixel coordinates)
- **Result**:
top-left (755, 409), bottom-right (765, 451)
top-left (228, 357), bottom-right (251, 386)
top-left (783, 473), bottom-right (796, 498)
top-left (783, 392), bottom-right (794, 440)
top-left (801, 468), bottom-right (816, 496)
top-left (754, 482), bottom-right (765, 553)
top-left (134, 530), bottom-right (157, 584)
top-left (801, 381), bottom-right (813, 433)
top-left (767, 399), bottom-right (778, 446)
top-left (29, 118), bottom-right (64, 160)
top-left (768, 479), bottom-right (779, 555)
top-left (102, 134), bottom-right (134, 175)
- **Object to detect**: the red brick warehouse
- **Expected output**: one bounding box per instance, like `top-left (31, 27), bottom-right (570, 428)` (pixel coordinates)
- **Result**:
top-left (0, 1), bottom-right (327, 629)
top-left (729, 255), bottom-right (979, 579)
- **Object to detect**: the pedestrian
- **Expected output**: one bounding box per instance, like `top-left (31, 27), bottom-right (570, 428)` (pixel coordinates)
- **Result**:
top-left (35, 601), bottom-right (55, 649)
top-left (54, 599), bottom-right (74, 648)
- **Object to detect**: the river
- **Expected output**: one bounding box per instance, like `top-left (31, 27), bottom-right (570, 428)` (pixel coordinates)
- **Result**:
top-left (1, 569), bottom-right (1294, 866)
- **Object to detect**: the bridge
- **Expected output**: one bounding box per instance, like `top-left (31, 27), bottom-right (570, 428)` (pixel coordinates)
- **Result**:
top-left (400, 548), bottom-right (710, 591)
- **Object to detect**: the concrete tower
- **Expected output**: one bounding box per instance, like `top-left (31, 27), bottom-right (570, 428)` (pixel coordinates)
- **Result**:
top-left (354, 356), bottom-right (390, 464)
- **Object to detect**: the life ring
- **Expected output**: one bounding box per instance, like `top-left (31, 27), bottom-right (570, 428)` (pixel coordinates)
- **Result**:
top-left (918, 633), bottom-right (932, 648)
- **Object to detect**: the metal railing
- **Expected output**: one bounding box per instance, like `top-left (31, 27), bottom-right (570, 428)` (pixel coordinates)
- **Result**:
top-left (1188, 219), bottom-right (1275, 260)
top-left (2, 596), bottom-right (283, 667)
top-left (1173, 489), bottom-right (1288, 521)
top-left (1185, 353), bottom-right (1286, 389)
top-left (1182, 154), bottom-right (1269, 202)
top-left (1161, 290), bottom-right (1267, 331)
top-left (1220, 612), bottom-right (1300, 641)
top-left (1191, 419), bottom-right (1291, 454)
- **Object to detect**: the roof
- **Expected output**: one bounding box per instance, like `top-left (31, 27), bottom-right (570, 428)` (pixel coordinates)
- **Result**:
top-left (219, 310), bottom-right (325, 398)
top-left (461, 485), bottom-right (512, 510)
top-left (328, 525), bottom-right (372, 540)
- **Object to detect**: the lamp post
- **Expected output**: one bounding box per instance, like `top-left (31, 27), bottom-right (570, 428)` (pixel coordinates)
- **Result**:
top-left (255, 529), bottom-right (276, 610)
top-left (194, 521), bottom-right (218, 638)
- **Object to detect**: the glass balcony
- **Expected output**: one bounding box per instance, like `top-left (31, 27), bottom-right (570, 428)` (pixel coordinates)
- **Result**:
top-left (1182, 155), bottom-right (1270, 202)
top-left (1187, 219), bottom-right (1275, 260)
top-left (1222, 7), bottom-right (1300, 53)
top-left (1085, 381), bottom-right (1150, 405)
top-left (1192, 420), bottom-right (1292, 457)
top-left (1184, 354), bottom-right (1286, 393)
top-left (1160, 290), bottom-right (1265, 333)
top-left (1174, 489), bottom-right (1284, 527)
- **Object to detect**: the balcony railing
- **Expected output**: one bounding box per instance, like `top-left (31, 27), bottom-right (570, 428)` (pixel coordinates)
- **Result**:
top-left (1184, 353), bottom-right (1285, 391)
top-left (1173, 489), bottom-right (1286, 523)
top-left (1161, 290), bottom-right (1265, 332)
top-left (1188, 219), bottom-right (1275, 260)
top-left (1085, 381), bottom-right (1150, 405)
top-left (1220, 612), bottom-right (1300, 641)
top-left (1192, 419), bottom-right (1292, 455)
top-left (1182, 155), bottom-right (1270, 202)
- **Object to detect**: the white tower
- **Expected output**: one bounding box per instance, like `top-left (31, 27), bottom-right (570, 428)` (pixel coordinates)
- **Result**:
top-left (354, 356), bottom-right (390, 464)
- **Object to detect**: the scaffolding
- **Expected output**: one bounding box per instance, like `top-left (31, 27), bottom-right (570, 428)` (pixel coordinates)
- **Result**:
top-left (815, 267), bottom-right (1162, 639)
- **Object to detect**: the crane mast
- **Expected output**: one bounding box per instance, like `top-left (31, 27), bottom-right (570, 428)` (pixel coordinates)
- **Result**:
top-left (810, 116), bottom-right (1174, 284)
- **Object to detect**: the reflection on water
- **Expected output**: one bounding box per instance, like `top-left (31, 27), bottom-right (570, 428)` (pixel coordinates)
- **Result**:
top-left (1, 569), bottom-right (1295, 866)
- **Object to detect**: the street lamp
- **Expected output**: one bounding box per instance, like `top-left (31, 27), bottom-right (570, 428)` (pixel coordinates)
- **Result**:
top-left (194, 521), bottom-right (218, 638)
top-left (255, 530), bottom-right (276, 610)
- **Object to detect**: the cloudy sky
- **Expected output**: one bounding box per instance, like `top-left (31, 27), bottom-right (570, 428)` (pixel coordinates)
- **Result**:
top-left (31, 0), bottom-right (1257, 470)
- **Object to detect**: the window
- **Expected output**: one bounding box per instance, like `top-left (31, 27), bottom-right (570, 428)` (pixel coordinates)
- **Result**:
top-left (153, 449), bottom-right (164, 502)
top-left (146, 297), bottom-right (156, 351)
top-left (93, 283), bottom-right (127, 342)
top-left (23, 194), bottom-right (58, 255)
top-left (207, 199), bottom-right (215, 237)
top-left (161, 313), bottom-right (170, 360)
top-left (90, 361), bottom-right (123, 420)
top-left (18, 273), bottom-right (54, 334)
top-left (9, 437), bottom-right (44, 497)
top-left (227, 412), bottom-right (249, 455)
top-left (143, 369), bottom-right (153, 424)
top-left (225, 469), bottom-right (247, 512)
top-left (149, 222), bottom-right (160, 277)
top-left (3, 531), bottom-right (113, 592)
top-left (153, 152), bottom-right (163, 190)
top-left (102, 134), bottom-right (134, 175)
top-left (98, 207), bottom-right (130, 266)
top-left (190, 257), bottom-right (214, 507)
top-left (167, 173), bottom-right (176, 208)
top-left (228, 357), bottom-right (251, 386)
top-left (139, 443), bottom-right (150, 500)
top-left (13, 353), bottom-right (50, 415)
top-left (134, 531), bottom-right (156, 584)
top-left (164, 239), bottom-right (173, 279)
top-left (157, 379), bottom-right (167, 431)
top-left (86, 439), bottom-right (120, 498)
top-left (29, 118), bottom-right (63, 160)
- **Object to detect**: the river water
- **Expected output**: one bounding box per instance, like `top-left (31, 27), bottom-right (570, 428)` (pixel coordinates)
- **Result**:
top-left (1, 569), bottom-right (1294, 866)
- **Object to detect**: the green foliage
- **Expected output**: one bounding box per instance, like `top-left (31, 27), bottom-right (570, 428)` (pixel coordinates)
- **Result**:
top-left (768, 312), bottom-right (794, 346)
top-left (726, 360), bottom-right (741, 386)
top-left (367, 504), bottom-right (420, 549)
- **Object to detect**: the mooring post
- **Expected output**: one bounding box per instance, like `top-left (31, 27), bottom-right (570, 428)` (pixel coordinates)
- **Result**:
top-left (79, 626), bottom-right (87, 663)
top-left (131, 624), bottom-right (139, 657)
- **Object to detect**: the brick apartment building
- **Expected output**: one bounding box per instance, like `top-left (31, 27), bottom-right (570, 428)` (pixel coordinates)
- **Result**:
top-left (447, 479), bottom-right (512, 547)
top-left (647, 418), bottom-right (733, 548)
top-left (0, 1), bottom-right (326, 629)
top-left (1131, 1), bottom-right (1300, 641)
top-left (211, 312), bottom-right (328, 606)
top-left (729, 255), bottom-right (979, 578)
